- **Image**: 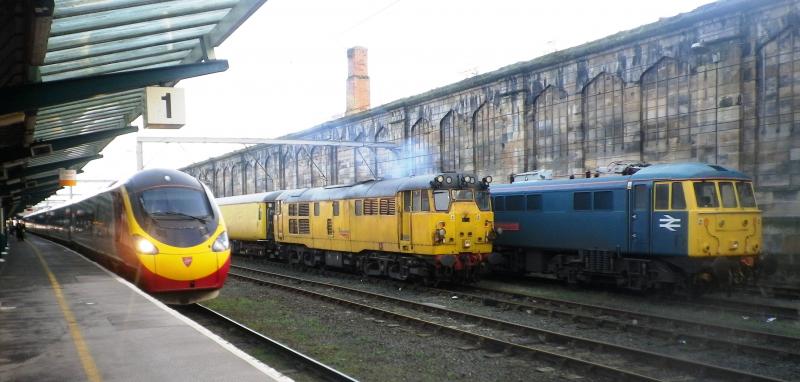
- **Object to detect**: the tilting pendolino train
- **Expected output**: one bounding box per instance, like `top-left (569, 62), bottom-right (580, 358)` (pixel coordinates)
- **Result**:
top-left (25, 168), bottom-right (231, 304)
top-left (217, 173), bottom-right (495, 283)
top-left (489, 163), bottom-right (763, 294)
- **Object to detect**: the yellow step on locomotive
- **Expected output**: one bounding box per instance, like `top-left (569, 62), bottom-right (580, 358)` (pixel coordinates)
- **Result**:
top-left (217, 173), bottom-right (496, 283)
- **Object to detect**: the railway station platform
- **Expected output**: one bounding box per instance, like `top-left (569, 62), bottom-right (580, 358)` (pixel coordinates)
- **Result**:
top-left (0, 235), bottom-right (289, 382)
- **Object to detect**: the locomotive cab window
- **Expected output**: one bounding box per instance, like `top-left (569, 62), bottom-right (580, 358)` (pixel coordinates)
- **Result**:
top-left (655, 182), bottom-right (685, 210)
top-left (420, 191), bottom-right (430, 211)
top-left (594, 191), bottom-right (613, 210)
top-left (671, 182), bottom-right (686, 210)
top-left (402, 191), bottom-right (412, 212)
top-left (452, 190), bottom-right (474, 201)
top-left (694, 181), bottom-right (719, 208)
top-left (736, 181), bottom-right (757, 207)
top-left (475, 191), bottom-right (491, 211)
top-left (433, 190), bottom-right (450, 211)
top-left (654, 184), bottom-right (669, 210)
top-left (719, 181), bottom-right (737, 208)
top-left (139, 187), bottom-right (212, 218)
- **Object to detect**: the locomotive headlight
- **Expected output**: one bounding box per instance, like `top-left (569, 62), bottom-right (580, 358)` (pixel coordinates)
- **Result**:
top-left (435, 175), bottom-right (444, 183)
top-left (212, 231), bottom-right (230, 252)
top-left (445, 176), bottom-right (453, 184)
top-left (135, 236), bottom-right (158, 255)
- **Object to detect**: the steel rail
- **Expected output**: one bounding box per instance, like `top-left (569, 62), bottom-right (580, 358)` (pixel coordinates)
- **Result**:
top-left (182, 303), bottom-right (359, 382)
top-left (231, 265), bottom-right (786, 382)
top-left (463, 284), bottom-right (800, 351)
top-left (228, 270), bottom-right (658, 382)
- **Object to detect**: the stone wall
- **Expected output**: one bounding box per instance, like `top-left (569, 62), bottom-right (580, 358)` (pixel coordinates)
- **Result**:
top-left (183, 0), bottom-right (800, 258)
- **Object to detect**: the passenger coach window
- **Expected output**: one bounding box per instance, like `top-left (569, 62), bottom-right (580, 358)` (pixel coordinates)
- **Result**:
top-left (433, 190), bottom-right (450, 211)
top-left (655, 184), bottom-right (669, 210)
top-left (736, 181), bottom-right (757, 207)
top-left (573, 192), bottom-right (591, 211)
top-left (526, 194), bottom-right (542, 211)
top-left (671, 182), bottom-right (686, 210)
top-left (506, 195), bottom-right (524, 211)
top-left (719, 182), bottom-right (737, 208)
top-left (694, 182), bottom-right (719, 208)
top-left (594, 191), bottom-right (613, 210)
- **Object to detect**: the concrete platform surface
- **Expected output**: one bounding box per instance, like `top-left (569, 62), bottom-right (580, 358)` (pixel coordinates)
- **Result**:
top-left (0, 235), bottom-right (290, 382)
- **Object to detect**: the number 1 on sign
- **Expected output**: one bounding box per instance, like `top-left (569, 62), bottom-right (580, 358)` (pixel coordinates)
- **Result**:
top-left (161, 93), bottom-right (172, 118)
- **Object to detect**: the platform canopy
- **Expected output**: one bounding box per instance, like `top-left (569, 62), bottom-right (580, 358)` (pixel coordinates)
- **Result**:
top-left (0, 0), bottom-right (267, 217)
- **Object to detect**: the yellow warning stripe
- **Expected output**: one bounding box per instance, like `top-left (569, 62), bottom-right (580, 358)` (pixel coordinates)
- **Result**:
top-left (28, 241), bottom-right (102, 382)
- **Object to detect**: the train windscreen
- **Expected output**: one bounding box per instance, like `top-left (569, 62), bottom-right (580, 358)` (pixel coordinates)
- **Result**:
top-left (140, 187), bottom-right (212, 219)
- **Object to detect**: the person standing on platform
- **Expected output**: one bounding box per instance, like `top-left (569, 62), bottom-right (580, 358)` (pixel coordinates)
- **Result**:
top-left (15, 221), bottom-right (24, 241)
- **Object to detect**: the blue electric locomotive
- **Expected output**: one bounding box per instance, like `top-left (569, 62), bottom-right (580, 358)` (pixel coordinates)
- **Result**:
top-left (489, 163), bottom-right (762, 293)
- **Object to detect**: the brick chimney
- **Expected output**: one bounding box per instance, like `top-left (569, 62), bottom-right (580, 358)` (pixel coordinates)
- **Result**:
top-left (346, 46), bottom-right (370, 115)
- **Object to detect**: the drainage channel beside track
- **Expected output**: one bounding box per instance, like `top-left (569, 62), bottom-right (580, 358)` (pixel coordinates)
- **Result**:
top-left (230, 265), bottom-right (787, 382)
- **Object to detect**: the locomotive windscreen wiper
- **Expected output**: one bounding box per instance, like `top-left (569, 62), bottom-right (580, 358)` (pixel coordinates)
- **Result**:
top-left (150, 211), bottom-right (208, 223)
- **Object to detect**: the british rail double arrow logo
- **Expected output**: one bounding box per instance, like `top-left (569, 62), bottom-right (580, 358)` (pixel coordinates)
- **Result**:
top-left (659, 215), bottom-right (681, 231)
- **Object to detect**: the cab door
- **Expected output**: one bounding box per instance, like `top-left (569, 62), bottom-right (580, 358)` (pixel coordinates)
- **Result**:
top-left (399, 191), bottom-right (412, 252)
top-left (628, 183), bottom-right (651, 255)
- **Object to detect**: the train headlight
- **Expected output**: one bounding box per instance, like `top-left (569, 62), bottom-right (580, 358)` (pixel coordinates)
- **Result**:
top-left (135, 236), bottom-right (158, 255)
top-left (445, 176), bottom-right (453, 184)
top-left (435, 175), bottom-right (444, 184)
top-left (212, 231), bottom-right (230, 252)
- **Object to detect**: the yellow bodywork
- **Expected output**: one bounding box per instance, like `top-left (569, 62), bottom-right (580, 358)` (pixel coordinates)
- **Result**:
top-left (682, 180), bottom-right (762, 258)
top-left (276, 193), bottom-right (494, 257)
top-left (121, 187), bottom-right (230, 281)
top-left (219, 202), bottom-right (268, 241)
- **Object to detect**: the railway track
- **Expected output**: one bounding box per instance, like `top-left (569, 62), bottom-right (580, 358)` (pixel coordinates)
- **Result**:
top-left (176, 303), bottom-right (358, 382)
top-left (504, 276), bottom-right (800, 321)
top-left (742, 283), bottom-right (800, 300)
top-left (680, 294), bottom-right (798, 321)
top-left (230, 264), bottom-right (787, 382)
top-left (454, 284), bottom-right (800, 358)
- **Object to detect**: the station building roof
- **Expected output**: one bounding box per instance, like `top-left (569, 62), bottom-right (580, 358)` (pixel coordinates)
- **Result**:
top-left (0, 0), bottom-right (267, 217)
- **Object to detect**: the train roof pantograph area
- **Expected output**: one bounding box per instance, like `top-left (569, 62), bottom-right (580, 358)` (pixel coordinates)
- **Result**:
top-left (0, 0), bottom-right (268, 218)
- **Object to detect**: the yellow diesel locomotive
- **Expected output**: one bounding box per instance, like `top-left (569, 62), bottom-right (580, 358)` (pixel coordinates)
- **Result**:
top-left (217, 173), bottom-right (495, 283)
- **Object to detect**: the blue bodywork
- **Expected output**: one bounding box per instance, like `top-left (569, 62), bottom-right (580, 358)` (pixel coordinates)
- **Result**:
top-left (491, 163), bottom-right (749, 258)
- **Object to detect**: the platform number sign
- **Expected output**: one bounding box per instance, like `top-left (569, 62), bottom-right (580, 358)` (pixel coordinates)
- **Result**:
top-left (144, 86), bottom-right (185, 129)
